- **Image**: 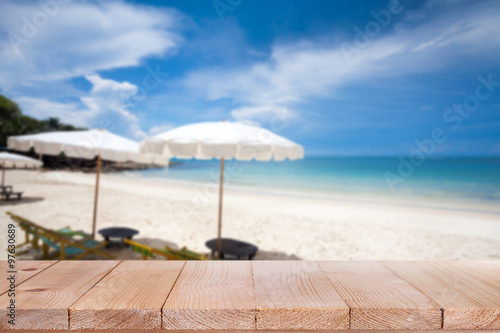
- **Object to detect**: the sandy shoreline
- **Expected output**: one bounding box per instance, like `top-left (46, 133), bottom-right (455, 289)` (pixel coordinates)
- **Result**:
top-left (1, 169), bottom-right (499, 260)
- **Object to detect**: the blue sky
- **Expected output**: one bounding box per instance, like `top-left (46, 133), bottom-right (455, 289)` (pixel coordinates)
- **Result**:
top-left (0, 0), bottom-right (499, 156)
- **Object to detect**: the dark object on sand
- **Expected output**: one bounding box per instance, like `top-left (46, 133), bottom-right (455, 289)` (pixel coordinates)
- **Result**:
top-left (205, 237), bottom-right (258, 260)
top-left (98, 227), bottom-right (139, 248)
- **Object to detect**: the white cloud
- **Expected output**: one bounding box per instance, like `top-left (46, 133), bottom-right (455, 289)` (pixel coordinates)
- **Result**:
top-left (81, 75), bottom-right (147, 139)
top-left (16, 97), bottom-right (95, 128)
top-left (0, 0), bottom-right (182, 87)
top-left (17, 75), bottom-right (148, 139)
top-left (230, 105), bottom-right (296, 127)
top-left (0, 0), bottom-right (183, 139)
top-left (82, 75), bottom-right (138, 117)
top-left (86, 75), bottom-right (138, 95)
top-left (183, 1), bottom-right (500, 119)
top-left (149, 124), bottom-right (175, 135)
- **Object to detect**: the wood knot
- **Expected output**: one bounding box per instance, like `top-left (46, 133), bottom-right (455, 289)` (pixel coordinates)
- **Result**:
top-left (26, 288), bottom-right (46, 292)
top-left (21, 268), bottom-right (38, 271)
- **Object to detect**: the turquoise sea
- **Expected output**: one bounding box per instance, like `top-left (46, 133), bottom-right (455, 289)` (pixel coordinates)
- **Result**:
top-left (120, 157), bottom-right (500, 203)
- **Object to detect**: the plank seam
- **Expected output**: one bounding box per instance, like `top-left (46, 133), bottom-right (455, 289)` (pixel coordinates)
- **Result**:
top-left (348, 306), bottom-right (352, 329)
top-left (250, 261), bottom-right (258, 330)
top-left (381, 261), bottom-right (446, 329)
top-left (159, 260), bottom-right (187, 329)
top-left (0, 260), bottom-right (59, 297)
top-left (66, 260), bottom-right (123, 329)
top-left (316, 261), bottom-right (353, 330)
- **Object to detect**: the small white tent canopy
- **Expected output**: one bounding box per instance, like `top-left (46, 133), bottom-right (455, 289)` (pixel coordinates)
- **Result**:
top-left (0, 152), bottom-right (43, 187)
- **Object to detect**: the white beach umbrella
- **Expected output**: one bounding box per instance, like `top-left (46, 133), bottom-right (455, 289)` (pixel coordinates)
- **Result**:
top-left (8, 129), bottom-right (169, 238)
top-left (0, 152), bottom-right (43, 187)
top-left (140, 121), bottom-right (304, 258)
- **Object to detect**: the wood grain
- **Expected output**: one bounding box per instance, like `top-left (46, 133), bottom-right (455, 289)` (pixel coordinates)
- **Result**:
top-left (3, 330), bottom-right (500, 333)
top-left (384, 261), bottom-right (500, 330)
top-left (2, 260), bottom-right (499, 331)
top-left (253, 261), bottom-right (349, 330)
top-left (319, 261), bottom-right (442, 330)
top-left (447, 261), bottom-right (500, 291)
top-left (162, 261), bottom-right (256, 330)
top-left (70, 260), bottom-right (184, 330)
top-left (0, 260), bottom-right (118, 330)
top-left (0, 261), bottom-right (56, 295)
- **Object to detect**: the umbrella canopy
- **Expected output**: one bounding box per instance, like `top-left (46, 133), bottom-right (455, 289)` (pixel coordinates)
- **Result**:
top-left (140, 121), bottom-right (304, 258)
top-left (8, 129), bottom-right (169, 238)
top-left (0, 152), bottom-right (43, 187)
top-left (0, 152), bottom-right (43, 168)
top-left (7, 129), bottom-right (164, 164)
top-left (140, 121), bottom-right (304, 161)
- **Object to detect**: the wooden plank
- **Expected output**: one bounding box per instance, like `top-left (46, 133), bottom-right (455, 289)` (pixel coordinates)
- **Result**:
top-left (70, 260), bottom-right (184, 330)
top-left (0, 261), bottom-right (56, 294)
top-left (252, 261), bottom-right (349, 330)
top-left (1, 260), bottom-right (499, 331)
top-left (319, 261), bottom-right (442, 330)
top-left (0, 260), bottom-right (118, 330)
top-left (162, 261), bottom-right (255, 330)
top-left (3, 330), bottom-right (500, 333)
top-left (447, 261), bottom-right (500, 291)
top-left (384, 261), bottom-right (500, 330)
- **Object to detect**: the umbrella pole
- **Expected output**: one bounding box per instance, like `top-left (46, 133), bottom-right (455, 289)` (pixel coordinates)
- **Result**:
top-left (91, 153), bottom-right (101, 239)
top-left (217, 157), bottom-right (225, 259)
top-left (1, 161), bottom-right (5, 187)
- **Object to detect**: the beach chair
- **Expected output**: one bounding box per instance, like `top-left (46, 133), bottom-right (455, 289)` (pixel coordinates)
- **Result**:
top-left (6, 212), bottom-right (114, 260)
top-left (124, 239), bottom-right (209, 260)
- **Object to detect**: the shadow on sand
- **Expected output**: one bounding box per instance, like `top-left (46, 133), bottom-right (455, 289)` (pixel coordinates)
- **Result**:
top-left (130, 237), bottom-right (180, 249)
top-left (0, 196), bottom-right (45, 206)
top-left (105, 237), bottom-right (192, 260)
top-left (253, 250), bottom-right (302, 260)
top-left (106, 239), bottom-right (302, 260)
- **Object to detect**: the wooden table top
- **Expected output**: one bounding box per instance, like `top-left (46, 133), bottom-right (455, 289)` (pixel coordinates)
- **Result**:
top-left (0, 260), bottom-right (499, 331)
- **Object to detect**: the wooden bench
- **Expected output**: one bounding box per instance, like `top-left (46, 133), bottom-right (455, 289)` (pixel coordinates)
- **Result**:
top-left (0, 185), bottom-right (13, 192)
top-left (0, 190), bottom-right (22, 200)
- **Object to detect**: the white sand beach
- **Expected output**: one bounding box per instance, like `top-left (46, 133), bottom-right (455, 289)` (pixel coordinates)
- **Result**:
top-left (1, 169), bottom-right (499, 260)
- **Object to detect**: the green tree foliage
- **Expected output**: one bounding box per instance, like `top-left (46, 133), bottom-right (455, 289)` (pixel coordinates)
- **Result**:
top-left (0, 94), bottom-right (85, 147)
